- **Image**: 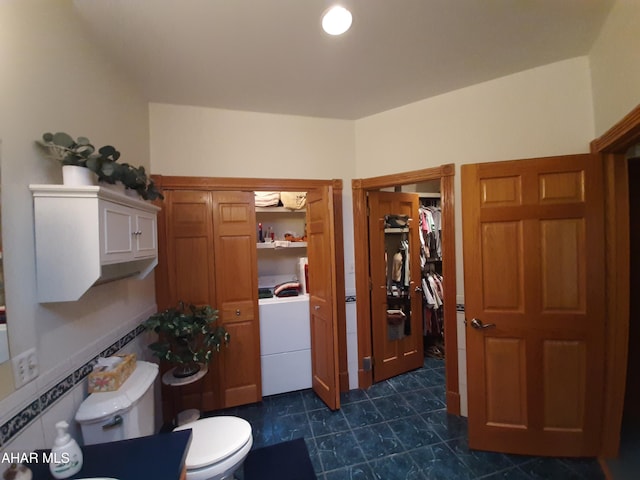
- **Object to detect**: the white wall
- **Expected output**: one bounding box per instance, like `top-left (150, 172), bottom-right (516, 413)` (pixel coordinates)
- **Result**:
top-left (589, 0), bottom-right (640, 136)
top-left (355, 57), bottom-right (596, 413)
top-left (150, 103), bottom-right (355, 179)
top-left (0, 0), bottom-right (156, 451)
top-left (355, 56), bottom-right (595, 298)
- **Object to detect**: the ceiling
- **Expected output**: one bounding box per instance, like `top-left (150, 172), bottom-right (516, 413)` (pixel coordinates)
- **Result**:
top-left (73, 0), bottom-right (614, 120)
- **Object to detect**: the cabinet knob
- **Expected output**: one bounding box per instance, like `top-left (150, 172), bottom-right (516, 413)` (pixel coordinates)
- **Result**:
top-left (236, 309), bottom-right (241, 316)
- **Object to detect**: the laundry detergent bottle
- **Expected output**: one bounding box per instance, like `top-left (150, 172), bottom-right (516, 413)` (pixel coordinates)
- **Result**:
top-left (49, 420), bottom-right (83, 479)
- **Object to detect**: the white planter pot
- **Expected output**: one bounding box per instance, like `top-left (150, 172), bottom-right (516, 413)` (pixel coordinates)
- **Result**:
top-left (62, 165), bottom-right (97, 186)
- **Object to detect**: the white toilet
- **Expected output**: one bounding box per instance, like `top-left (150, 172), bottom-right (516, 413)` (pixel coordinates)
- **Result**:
top-left (75, 361), bottom-right (253, 480)
top-left (174, 416), bottom-right (253, 480)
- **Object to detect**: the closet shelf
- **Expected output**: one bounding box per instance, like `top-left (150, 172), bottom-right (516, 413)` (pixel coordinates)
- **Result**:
top-left (384, 227), bottom-right (410, 234)
top-left (257, 241), bottom-right (307, 249)
top-left (255, 207), bottom-right (305, 213)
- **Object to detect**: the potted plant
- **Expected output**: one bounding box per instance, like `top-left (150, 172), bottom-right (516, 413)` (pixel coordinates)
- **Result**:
top-left (36, 131), bottom-right (164, 200)
top-left (143, 302), bottom-right (229, 378)
top-left (35, 131), bottom-right (120, 186)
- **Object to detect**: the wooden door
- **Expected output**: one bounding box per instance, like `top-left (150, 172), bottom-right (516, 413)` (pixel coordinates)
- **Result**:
top-left (368, 191), bottom-right (424, 382)
top-left (462, 154), bottom-right (605, 456)
top-left (306, 186), bottom-right (340, 410)
top-left (158, 190), bottom-right (220, 415)
top-left (164, 190), bottom-right (216, 307)
top-left (211, 191), bottom-right (261, 408)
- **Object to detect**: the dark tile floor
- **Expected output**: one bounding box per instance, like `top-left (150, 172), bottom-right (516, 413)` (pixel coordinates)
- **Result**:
top-left (211, 357), bottom-right (606, 479)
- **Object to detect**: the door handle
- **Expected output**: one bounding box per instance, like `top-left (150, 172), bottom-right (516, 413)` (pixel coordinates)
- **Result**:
top-left (470, 318), bottom-right (496, 330)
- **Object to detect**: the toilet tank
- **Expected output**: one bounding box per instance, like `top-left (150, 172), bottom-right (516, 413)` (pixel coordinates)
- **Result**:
top-left (75, 361), bottom-right (158, 445)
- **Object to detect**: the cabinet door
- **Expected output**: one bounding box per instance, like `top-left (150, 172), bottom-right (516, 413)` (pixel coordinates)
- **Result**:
top-left (100, 200), bottom-right (134, 263)
top-left (134, 211), bottom-right (157, 258)
top-left (211, 191), bottom-right (261, 408)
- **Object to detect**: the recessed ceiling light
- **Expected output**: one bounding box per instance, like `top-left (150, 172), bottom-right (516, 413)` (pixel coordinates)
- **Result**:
top-left (322, 6), bottom-right (352, 36)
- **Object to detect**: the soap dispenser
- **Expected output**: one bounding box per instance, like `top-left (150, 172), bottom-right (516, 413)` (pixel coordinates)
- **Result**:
top-left (49, 421), bottom-right (83, 479)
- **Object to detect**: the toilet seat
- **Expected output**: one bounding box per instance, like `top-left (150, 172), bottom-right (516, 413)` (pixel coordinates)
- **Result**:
top-left (174, 416), bottom-right (252, 470)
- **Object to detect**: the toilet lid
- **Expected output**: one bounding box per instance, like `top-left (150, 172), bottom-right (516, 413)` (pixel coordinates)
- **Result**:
top-left (174, 416), bottom-right (252, 469)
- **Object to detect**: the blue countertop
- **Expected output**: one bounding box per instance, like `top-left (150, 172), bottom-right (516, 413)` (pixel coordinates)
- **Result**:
top-left (28, 430), bottom-right (191, 480)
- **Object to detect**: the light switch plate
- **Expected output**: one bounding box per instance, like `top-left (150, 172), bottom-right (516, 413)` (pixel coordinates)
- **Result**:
top-left (12, 347), bottom-right (38, 388)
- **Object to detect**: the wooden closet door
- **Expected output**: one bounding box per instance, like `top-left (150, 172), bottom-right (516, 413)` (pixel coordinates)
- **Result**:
top-left (211, 191), bottom-right (261, 407)
top-left (307, 186), bottom-right (340, 410)
top-left (164, 190), bottom-right (216, 307)
top-left (158, 190), bottom-right (220, 414)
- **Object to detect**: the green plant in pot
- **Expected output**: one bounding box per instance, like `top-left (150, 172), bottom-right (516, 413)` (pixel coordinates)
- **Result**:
top-left (36, 132), bottom-right (106, 166)
top-left (36, 131), bottom-right (164, 200)
top-left (143, 302), bottom-right (229, 378)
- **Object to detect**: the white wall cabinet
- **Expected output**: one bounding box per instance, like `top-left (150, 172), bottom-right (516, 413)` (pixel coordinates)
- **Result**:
top-left (29, 185), bottom-right (161, 303)
top-left (100, 201), bottom-right (157, 263)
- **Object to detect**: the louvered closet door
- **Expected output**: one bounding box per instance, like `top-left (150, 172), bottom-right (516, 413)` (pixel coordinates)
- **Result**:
top-left (462, 154), bottom-right (605, 456)
top-left (211, 191), bottom-right (261, 408)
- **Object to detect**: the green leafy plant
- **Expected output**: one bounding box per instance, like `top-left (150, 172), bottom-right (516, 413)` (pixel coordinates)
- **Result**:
top-left (36, 131), bottom-right (120, 167)
top-left (36, 131), bottom-right (163, 200)
top-left (143, 302), bottom-right (229, 378)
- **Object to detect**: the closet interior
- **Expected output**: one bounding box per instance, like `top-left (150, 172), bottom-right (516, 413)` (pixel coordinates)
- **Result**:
top-left (392, 181), bottom-right (445, 360)
top-left (254, 191), bottom-right (311, 397)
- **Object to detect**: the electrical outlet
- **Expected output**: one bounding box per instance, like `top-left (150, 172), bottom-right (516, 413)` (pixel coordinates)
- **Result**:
top-left (12, 347), bottom-right (38, 388)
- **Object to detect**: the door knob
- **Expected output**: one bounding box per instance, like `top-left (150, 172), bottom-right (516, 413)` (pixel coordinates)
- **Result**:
top-left (470, 318), bottom-right (496, 330)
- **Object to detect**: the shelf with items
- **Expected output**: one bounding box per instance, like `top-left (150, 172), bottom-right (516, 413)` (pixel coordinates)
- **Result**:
top-left (256, 241), bottom-right (307, 249)
top-left (384, 227), bottom-right (410, 234)
top-left (255, 206), bottom-right (305, 213)
top-left (256, 205), bottom-right (306, 249)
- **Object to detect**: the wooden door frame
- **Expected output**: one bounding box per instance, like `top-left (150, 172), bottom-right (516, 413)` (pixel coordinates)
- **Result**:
top-left (352, 164), bottom-right (460, 414)
top-left (590, 104), bottom-right (640, 457)
top-left (152, 175), bottom-right (350, 393)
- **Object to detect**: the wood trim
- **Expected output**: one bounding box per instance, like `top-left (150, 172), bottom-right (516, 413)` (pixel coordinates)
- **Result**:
top-left (440, 173), bottom-right (460, 415)
top-left (600, 154), bottom-right (630, 457)
top-left (352, 164), bottom-right (460, 415)
top-left (598, 457), bottom-right (614, 480)
top-left (591, 104), bottom-right (640, 153)
top-left (152, 175), bottom-right (337, 191)
top-left (154, 192), bottom-right (170, 311)
top-left (589, 103), bottom-right (640, 458)
top-left (357, 165), bottom-right (454, 190)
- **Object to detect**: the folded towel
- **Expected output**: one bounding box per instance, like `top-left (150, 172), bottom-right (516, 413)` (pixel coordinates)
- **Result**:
top-left (255, 191), bottom-right (281, 207)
